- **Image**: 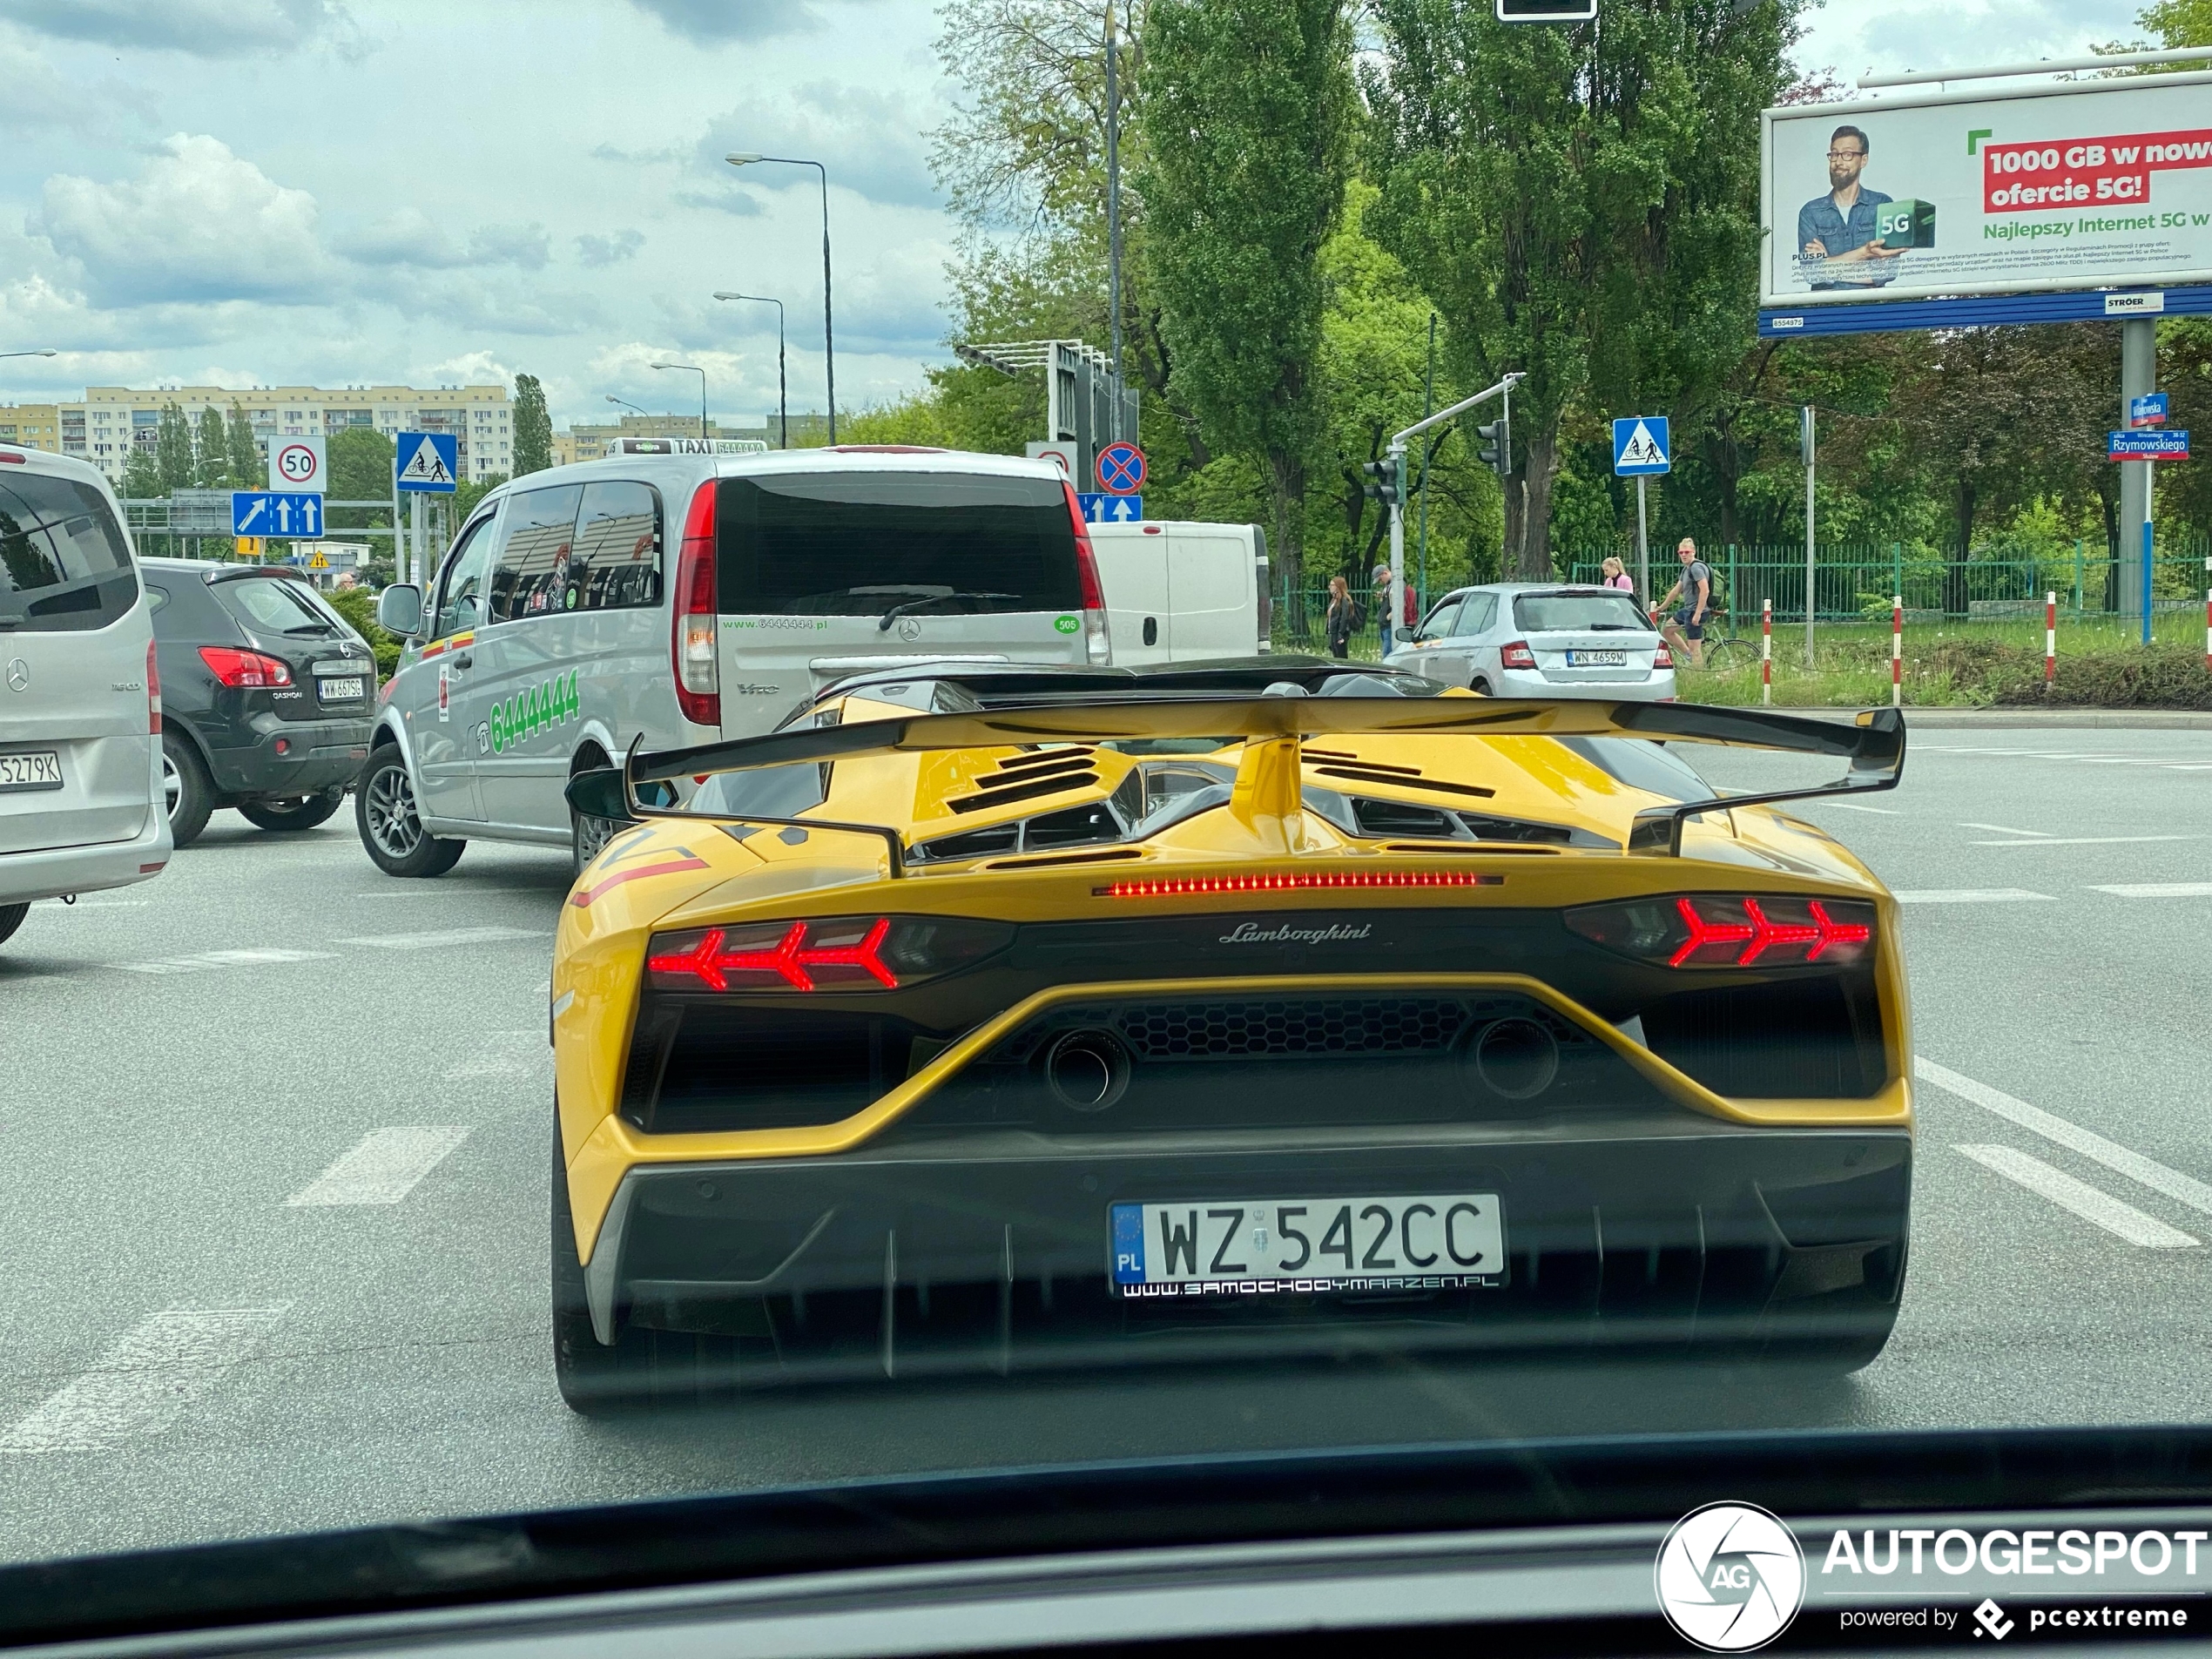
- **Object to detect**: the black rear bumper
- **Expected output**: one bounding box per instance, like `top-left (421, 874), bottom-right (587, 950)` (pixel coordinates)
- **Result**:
top-left (584, 1119), bottom-right (1911, 1378)
top-left (206, 712), bottom-right (374, 799)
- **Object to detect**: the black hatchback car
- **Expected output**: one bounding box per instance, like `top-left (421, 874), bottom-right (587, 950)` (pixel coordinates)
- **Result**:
top-left (142, 560), bottom-right (378, 846)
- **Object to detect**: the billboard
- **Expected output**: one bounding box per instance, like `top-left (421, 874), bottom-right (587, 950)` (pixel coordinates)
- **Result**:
top-left (1762, 73), bottom-right (2212, 307)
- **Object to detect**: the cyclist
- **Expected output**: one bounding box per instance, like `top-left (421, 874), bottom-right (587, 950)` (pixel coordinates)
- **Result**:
top-left (1655, 537), bottom-right (1713, 669)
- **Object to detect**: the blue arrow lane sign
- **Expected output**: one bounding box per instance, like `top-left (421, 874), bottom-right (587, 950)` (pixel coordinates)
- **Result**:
top-left (233, 491), bottom-right (324, 536)
top-left (1612, 416), bottom-right (1670, 476)
top-left (1077, 492), bottom-right (1144, 523)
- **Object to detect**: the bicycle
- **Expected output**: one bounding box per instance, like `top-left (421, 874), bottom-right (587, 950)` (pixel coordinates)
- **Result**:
top-left (1673, 602), bottom-right (1755, 672)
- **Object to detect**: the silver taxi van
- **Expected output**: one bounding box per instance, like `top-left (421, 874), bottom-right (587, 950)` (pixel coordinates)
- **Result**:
top-left (360, 441), bottom-right (1111, 877)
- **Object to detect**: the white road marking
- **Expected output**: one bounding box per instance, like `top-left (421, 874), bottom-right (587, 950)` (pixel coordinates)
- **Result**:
top-left (113, 948), bottom-right (336, 975)
top-left (1969, 834), bottom-right (2202, 847)
top-left (68, 900), bottom-right (150, 908)
top-left (286, 1126), bottom-right (471, 1206)
top-left (0, 1308), bottom-right (287, 1453)
top-left (1917, 1057), bottom-right (2212, 1217)
top-left (2089, 882), bottom-right (2212, 899)
top-left (1817, 801), bottom-right (1899, 814)
top-left (1892, 889), bottom-right (2054, 904)
top-left (1958, 822), bottom-right (2051, 838)
top-left (442, 1031), bottom-right (550, 1080)
top-left (1953, 1145), bottom-right (2199, 1250)
top-left (335, 927), bottom-right (550, 951)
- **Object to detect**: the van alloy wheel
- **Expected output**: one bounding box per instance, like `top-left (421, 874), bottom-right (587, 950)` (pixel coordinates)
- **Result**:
top-left (363, 759), bottom-right (423, 859)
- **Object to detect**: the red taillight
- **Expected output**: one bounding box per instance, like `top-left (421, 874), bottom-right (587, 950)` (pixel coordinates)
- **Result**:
top-left (0, 450), bottom-right (24, 464)
top-left (1654, 644), bottom-right (1674, 669)
top-left (1567, 894), bottom-right (1875, 970)
top-left (1103, 871), bottom-right (1505, 899)
top-left (648, 919), bottom-right (896, 992)
top-left (145, 637), bottom-right (161, 733)
top-left (672, 479), bottom-right (719, 728)
top-left (1500, 640), bottom-right (1537, 670)
top-left (198, 645), bottom-right (293, 688)
top-left (1062, 482), bottom-right (1112, 664)
top-left (644, 914), bottom-right (1011, 992)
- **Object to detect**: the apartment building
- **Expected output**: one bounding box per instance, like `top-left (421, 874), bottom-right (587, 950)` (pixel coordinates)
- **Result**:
top-left (0, 404), bottom-right (61, 452)
top-left (57, 384), bottom-right (513, 487)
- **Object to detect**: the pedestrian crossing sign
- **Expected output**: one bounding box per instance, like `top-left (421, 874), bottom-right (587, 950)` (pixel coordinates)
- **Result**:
top-left (1612, 415), bottom-right (1670, 476)
top-left (395, 431), bottom-right (459, 493)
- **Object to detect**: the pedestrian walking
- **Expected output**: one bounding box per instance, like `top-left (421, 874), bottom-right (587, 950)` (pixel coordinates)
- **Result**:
top-left (1372, 563), bottom-right (1392, 646)
top-left (1601, 556), bottom-right (1635, 597)
top-left (1325, 575), bottom-right (1354, 660)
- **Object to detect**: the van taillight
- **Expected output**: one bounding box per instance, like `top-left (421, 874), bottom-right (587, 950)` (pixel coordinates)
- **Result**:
top-left (672, 479), bottom-right (719, 728)
top-left (1062, 482), bottom-right (1112, 665)
top-left (1257, 557), bottom-right (1272, 652)
top-left (146, 638), bottom-right (161, 733)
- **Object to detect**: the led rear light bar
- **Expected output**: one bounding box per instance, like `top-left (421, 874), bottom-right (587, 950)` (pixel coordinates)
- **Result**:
top-left (648, 919), bottom-right (896, 993)
top-left (644, 914), bottom-right (1013, 994)
top-left (1101, 871), bottom-right (1505, 898)
top-left (1566, 894), bottom-right (1875, 969)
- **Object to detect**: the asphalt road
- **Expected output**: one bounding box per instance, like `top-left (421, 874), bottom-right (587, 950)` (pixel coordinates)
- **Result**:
top-left (2, 723), bottom-right (2209, 1565)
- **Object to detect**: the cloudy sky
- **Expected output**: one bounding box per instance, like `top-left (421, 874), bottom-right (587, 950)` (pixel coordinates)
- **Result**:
top-left (0, 0), bottom-right (2148, 429)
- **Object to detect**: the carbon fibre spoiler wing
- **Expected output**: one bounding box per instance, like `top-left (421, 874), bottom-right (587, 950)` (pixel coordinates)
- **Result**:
top-left (582, 685), bottom-right (1905, 867)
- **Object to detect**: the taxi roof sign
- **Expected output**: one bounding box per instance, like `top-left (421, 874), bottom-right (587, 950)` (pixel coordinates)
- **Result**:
top-left (612, 437), bottom-right (770, 456)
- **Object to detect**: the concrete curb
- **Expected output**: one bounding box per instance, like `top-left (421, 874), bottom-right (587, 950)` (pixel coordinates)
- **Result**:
top-left (1711, 705), bottom-right (2212, 730)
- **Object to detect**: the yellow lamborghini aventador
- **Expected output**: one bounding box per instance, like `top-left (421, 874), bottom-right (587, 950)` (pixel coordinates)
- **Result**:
top-left (548, 661), bottom-right (1912, 1409)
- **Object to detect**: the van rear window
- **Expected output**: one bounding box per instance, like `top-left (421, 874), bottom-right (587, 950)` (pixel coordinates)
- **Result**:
top-left (716, 471), bottom-right (1081, 617)
top-left (0, 473), bottom-right (137, 633)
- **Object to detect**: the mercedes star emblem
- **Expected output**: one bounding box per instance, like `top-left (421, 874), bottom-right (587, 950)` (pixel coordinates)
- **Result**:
top-left (4, 658), bottom-right (27, 693)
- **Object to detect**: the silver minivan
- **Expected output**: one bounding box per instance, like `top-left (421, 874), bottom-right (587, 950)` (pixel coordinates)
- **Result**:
top-left (360, 442), bottom-right (1109, 877)
top-left (0, 447), bottom-right (170, 951)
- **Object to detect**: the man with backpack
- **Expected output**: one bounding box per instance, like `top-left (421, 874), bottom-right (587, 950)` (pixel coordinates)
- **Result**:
top-left (1655, 536), bottom-right (1713, 669)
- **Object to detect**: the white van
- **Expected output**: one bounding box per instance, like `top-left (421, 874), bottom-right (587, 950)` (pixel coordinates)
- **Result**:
top-left (361, 442), bottom-right (1110, 877)
top-left (1087, 519), bottom-right (1269, 664)
top-left (0, 448), bottom-right (170, 951)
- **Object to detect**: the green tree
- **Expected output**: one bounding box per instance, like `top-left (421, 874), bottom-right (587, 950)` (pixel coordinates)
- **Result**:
top-left (226, 401), bottom-right (261, 486)
top-left (329, 427), bottom-right (395, 505)
top-left (1136, 0), bottom-right (1356, 613)
top-left (453, 472), bottom-right (507, 522)
top-left (192, 407), bottom-right (228, 488)
top-left (155, 402), bottom-right (196, 493)
top-left (121, 447), bottom-right (161, 502)
top-left (1367, 0), bottom-right (1794, 577)
top-left (512, 374), bottom-right (552, 475)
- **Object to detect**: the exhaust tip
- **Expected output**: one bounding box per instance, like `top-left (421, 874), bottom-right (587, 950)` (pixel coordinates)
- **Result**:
top-left (1044, 1028), bottom-right (1130, 1113)
top-left (1473, 1017), bottom-right (1559, 1101)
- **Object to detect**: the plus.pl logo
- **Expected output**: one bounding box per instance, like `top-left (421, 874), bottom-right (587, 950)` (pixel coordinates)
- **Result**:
top-left (1655, 1502), bottom-right (1806, 1652)
top-left (1975, 1598), bottom-right (2015, 1640)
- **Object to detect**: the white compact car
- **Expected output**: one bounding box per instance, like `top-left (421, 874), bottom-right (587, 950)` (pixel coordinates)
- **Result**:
top-left (1388, 582), bottom-right (1676, 701)
top-left (0, 447), bottom-right (170, 952)
top-left (361, 442), bottom-right (1112, 878)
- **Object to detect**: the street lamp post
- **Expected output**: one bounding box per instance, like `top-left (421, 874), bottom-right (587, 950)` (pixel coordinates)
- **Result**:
top-left (650, 362), bottom-right (708, 438)
top-left (725, 153), bottom-right (835, 442)
top-left (713, 293), bottom-right (786, 448)
top-left (604, 394), bottom-right (649, 418)
top-left (0, 349), bottom-right (58, 362)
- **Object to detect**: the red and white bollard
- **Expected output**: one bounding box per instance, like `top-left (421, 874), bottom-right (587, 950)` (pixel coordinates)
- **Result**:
top-left (2203, 586), bottom-right (2210, 674)
top-left (2045, 590), bottom-right (2056, 690)
top-left (1891, 595), bottom-right (1903, 708)
top-left (1761, 597), bottom-right (1772, 705)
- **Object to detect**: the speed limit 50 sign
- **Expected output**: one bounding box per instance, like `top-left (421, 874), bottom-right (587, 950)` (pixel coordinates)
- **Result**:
top-left (268, 435), bottom-right (327, 494)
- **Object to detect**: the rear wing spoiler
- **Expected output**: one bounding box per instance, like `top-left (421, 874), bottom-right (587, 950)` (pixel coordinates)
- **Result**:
top-left (577, 694), bottom-right (1905, 867)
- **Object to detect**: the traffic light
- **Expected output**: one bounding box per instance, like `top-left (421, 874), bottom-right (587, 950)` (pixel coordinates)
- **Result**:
top-left (1360, 456), bottom-right (1402, 507)
top-left (1476, 417), bottom-right (1511, 482)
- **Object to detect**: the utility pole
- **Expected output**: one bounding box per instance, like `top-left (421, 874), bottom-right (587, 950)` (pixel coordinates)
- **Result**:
top-left (1802, 405), bottom-right (1817, 668)
top-left (1417, 314), bottom-right (1434, 613)
top-left (1392, 373), bottom-right (1523, 653)
top-left (1105, 3), bottom-right (1123, 439)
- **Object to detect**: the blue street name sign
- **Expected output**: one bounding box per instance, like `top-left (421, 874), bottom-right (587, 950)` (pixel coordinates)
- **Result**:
top-left (395, 430), bottom-right (459, 493)
top-left (1612, 416), bottom-right (1669, 476)
top-left (231, 491), bottom-right (325, 537)
top-left (1078, 492), bottom-right (1144, 523)
top-left (2108, 430), bottom-right (2190, 462)
top-left (2128, 393), bottom-right (2169, 428)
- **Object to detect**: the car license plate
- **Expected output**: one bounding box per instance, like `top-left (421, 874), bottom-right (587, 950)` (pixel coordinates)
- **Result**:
top-left (318, 676), bottom-right (365, 701)
top-left (0, 750), bottom-right (62, 792)
top-left (1112, 1193), bottom-right (1504, 1296)
top-left (1567, 650), bottom-right (1627, 667)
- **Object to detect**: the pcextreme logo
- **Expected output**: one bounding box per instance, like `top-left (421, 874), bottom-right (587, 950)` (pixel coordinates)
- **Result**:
top-left (489, 669), bottom-right (580, 754)
top-left (1656, 1502), bottom-right (1805, 1653)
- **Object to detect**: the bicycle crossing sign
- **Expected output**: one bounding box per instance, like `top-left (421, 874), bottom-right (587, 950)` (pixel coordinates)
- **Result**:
top-left (1096, 441), bottom-right (1146, 495)
top-left (1611, 416), bottom-right (1670, 476)
top-left (396, 430), bottom-right (459, 493)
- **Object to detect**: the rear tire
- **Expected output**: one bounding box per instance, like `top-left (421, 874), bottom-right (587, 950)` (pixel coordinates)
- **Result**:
top-left (0, 902), bottom-right (27, 948)
top-left (239, 789), bottom-right (344, 833)
top-left (1700, 637), bottom-right (1748, 672)
top-left (355, 745), bottom-right (464, 877)
top-left (160, 734), bottom-right (214, 849)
